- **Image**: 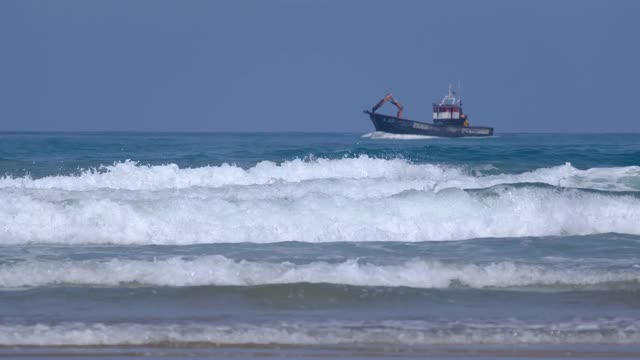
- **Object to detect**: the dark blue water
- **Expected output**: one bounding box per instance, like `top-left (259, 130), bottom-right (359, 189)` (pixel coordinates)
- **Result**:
top-left (0, 132), bottom-right (639, 348)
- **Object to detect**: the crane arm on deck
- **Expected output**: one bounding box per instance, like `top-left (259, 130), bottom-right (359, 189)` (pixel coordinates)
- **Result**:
top-left (371, 94), bottom-right (403, 118)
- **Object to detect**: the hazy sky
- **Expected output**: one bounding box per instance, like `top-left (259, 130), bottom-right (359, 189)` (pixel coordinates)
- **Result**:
top-left (1, 0), bottom-right (638, 132)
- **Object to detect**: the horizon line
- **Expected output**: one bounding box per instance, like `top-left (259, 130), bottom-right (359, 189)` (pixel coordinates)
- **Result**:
top-left (1, 130), bottom-right (639, 135)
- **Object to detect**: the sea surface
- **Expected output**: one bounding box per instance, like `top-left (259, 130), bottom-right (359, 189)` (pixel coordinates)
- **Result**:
top-left (1, 131), bottom-right (639, 359)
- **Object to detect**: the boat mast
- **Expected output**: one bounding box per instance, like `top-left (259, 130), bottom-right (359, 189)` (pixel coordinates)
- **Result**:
top-left (441, 83), bottom-right (459, 106)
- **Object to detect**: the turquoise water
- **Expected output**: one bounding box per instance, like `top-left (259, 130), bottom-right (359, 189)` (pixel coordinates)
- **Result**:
top-left (0, 132), bottom-right (639, 349)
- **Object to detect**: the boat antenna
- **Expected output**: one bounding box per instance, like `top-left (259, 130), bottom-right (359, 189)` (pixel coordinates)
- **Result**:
top-left (447, 82), bottom-right (460, 105)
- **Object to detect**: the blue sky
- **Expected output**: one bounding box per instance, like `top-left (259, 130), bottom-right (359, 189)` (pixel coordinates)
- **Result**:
top-left (1, 0), bottom-right (638, 132)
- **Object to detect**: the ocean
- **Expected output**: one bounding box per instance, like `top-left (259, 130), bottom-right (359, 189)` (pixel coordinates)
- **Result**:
top-left (1, 132), bottom-right (639, 359)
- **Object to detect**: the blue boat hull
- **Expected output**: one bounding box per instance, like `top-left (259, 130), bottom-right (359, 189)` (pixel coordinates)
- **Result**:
top-left (365, 111), bottom-right (493, 138)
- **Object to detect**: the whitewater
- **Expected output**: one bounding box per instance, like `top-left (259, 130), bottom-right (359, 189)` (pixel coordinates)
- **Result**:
top-left (1, 156), bottom-right (639, 192)
top-left (0, 157), bottom-right (639, 245)
top-left (2, 255), bottom-right (639, 289)
top-left (1, 132), bottom-right (639, 351)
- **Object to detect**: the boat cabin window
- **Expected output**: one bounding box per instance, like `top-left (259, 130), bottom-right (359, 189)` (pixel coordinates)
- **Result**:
top-left (433, 105), bottom-right (461, 120)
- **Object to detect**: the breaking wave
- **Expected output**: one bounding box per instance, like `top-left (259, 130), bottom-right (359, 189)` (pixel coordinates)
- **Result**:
top-left (0, 157), bottom-right (638, 244)
top-left (1, 256), bottom-right (638, 289)
top-left (0, 184), bottom-right (638, 244)
top-left (2, 318), bottom-right (640, 346)
top-left (0, 156), bottom-right (637, 192)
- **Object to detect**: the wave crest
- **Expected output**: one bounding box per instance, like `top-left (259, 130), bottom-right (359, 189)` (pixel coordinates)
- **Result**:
top-left (2, 183), bottom-right (640, 244)
top-left (0, 157), bottom-right (638, 244)
top-left (1, 256), bottom-right (638, 289)
top-left (0, 156), bottom-right (638, 191)
top-left (2, 318), bottom-right (640, 346)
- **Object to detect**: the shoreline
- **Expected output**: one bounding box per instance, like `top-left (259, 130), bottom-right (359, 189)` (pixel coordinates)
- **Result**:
top-left (3, 344), bottom-right (640, 359)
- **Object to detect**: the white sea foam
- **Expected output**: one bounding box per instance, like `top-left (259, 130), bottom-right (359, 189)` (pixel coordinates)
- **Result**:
top-left (0, 156), bottom-right (445, 191)
top-left (361, 131), bottom-right (439, 140)
top-left (1, 318), bottom-right (639, 346)
top-left (0, 182), bottom-right (638, 244)
top-left (0, 256), bottom-right (637, 288)
top-left (0, 156), bottom-right (637, 192)
top-left (0, 158), bottom-right (638, 244)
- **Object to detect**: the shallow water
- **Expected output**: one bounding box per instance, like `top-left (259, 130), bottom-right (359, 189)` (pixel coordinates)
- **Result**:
top-left (0, 132), bottom-right (639, 352)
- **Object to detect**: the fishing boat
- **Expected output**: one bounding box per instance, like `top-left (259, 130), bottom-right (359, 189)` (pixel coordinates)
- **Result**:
top-left (363, 86), bottom-right (493, 137)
